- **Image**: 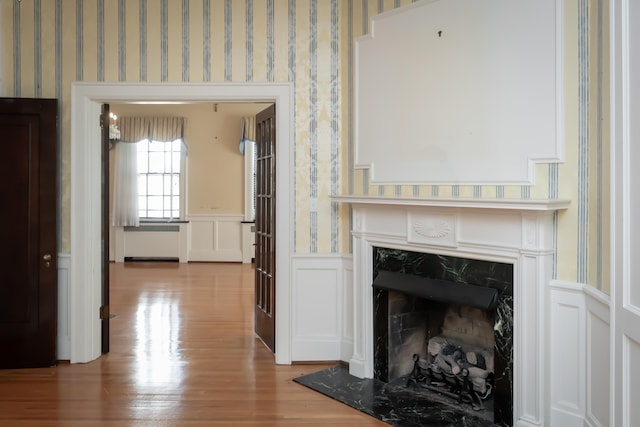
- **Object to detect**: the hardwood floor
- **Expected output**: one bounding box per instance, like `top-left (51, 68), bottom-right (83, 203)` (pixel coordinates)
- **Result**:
top-left (0, 262), bottom-right (386, 426)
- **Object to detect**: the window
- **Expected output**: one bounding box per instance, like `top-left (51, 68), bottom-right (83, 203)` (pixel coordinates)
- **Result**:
top-left (137, 139), bottom-right (185, 219)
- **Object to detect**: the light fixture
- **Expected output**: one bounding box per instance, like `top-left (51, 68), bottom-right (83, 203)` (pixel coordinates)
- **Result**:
top-left (109, 112), bottom-right (121, 142)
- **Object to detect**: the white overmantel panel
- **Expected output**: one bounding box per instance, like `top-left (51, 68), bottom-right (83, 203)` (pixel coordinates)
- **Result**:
top-left (355, 0), bottom-right (564, 185)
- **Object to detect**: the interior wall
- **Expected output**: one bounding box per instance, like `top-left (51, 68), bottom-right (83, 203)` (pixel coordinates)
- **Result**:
top-left (0, 0), bottom-right (348, 256)
top-left (1, 0), bottom-right (611, 291)
top-left (109, 102), bottom-right (266, 217)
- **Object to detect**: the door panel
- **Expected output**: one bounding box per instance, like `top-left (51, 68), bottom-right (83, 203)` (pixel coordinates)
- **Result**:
top-left (255, 104), bottom-right (276, 352)
top-left (0, 98), bottom-right (58, 369)
top-left (101, 104), bottom-right (110, 353)
top-left (612, 2), bottom-right (640, 425)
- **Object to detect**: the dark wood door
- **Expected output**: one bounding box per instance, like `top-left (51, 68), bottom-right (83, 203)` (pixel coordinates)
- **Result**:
top-left (100, 104), bottom-right (110, 354)
top-left (0, 98), bottom-right (58, 369)
top-left (254, 104), bottom-right (276, 352)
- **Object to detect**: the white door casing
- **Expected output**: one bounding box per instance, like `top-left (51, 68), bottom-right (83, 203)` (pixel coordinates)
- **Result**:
top-left (70, 82), bottom-right (294, 365)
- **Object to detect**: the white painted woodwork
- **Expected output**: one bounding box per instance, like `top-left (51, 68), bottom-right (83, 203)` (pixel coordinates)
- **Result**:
top-left (188, 215), bottom-right (244, 262)
top-left (585, 287), bottom-right (610, 427)
top-left (112, 223), bottom-right (189, 263)
top-left (610, 1), bottom-right (640, 426)
top-left (355, 0), bottom-right (563, 185)
top-left (290, 255), bottom-right (352, 361)
top-left (70, 82), bottom-right (294, 365)
top-left (334, 195), bottom-right (569, 426)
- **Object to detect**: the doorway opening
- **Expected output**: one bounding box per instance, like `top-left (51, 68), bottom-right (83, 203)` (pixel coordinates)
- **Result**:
top-left (69, 82), bottom-right (293, 365)
top-left (105, 101), bottom-right (276, 353)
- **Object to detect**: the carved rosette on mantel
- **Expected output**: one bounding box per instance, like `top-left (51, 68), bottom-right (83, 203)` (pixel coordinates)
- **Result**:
top-left (332, 194), bottom-right (570, 427)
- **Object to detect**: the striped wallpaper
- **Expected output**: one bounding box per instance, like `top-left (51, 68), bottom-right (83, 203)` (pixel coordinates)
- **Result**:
top-left (1, 0), bottom-right (609, 291)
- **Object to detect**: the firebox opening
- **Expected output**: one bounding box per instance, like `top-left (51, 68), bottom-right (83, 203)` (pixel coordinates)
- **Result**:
top-left (372, 247), bottom-right (514, 427)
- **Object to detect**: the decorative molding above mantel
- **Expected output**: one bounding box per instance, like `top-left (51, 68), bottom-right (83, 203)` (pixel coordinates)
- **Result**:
top-left (331, 195), bottom-right (571, 212)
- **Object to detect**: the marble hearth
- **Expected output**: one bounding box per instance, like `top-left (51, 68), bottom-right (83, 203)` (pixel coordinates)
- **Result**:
top-left (333, 195), bottom-right (569, 427)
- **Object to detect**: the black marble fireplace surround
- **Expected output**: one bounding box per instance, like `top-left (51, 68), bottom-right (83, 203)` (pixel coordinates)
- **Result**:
top-left (295, 248), bottom-right (514, 427)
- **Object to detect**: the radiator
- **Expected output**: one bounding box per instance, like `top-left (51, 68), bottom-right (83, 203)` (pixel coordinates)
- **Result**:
top-left (112, 223), bottom-right (188, 262)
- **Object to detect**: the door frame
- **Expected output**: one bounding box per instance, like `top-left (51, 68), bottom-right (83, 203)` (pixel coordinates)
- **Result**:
top-left (69, 82), bottom-right (294, 364)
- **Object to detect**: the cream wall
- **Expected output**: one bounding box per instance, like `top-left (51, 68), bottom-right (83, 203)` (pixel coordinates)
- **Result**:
top-left (1, 0), bottom-right (610, 291)
top-left (110, 102), bottom-right (266, 216)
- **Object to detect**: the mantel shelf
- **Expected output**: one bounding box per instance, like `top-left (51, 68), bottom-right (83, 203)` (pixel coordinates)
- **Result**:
top-left (331, 194), bottom-right (571, 212)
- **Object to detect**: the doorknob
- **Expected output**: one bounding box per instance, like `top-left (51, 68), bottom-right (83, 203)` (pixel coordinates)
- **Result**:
top-left (43, 253), bottom-right (52, 268)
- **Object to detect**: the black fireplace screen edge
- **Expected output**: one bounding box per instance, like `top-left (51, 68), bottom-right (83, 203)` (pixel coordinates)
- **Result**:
top-left (372, 270), bottom-right (500, 311)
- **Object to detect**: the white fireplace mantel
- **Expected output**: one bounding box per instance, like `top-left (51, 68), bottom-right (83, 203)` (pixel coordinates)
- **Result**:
top-left (334, 194), bottom-right (570, 427)
top-left (332, 195), bottom-right (571, 212)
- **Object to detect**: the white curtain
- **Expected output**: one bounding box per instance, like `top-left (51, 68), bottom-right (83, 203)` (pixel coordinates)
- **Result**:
top-left (239, 116), bottom-right (255, 155)
top-left (111, 141), bottom-right (139, 227)
top-left (120, 116), bottom-right (186, 143)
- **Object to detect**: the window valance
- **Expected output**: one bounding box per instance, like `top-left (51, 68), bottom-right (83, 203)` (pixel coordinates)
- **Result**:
top-left (119, 116), bottom-right (186, 143)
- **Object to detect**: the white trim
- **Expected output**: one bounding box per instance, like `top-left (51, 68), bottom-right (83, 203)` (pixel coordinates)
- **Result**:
top-left (56, 253), bottom-right (72, 360)
top-left (332, 194), bottom-right (571, 211)
top-left (340, 201), bottom-right (562, 425)
top-left (70, 82), bottom-right (294, 365)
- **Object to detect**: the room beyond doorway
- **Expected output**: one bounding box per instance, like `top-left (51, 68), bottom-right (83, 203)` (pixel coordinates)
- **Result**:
top-left (69, 82), bottom-right (294, 366)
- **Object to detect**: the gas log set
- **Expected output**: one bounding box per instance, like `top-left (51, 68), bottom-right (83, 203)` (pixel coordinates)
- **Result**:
top-left (407, 335), bottom-right (494, 411)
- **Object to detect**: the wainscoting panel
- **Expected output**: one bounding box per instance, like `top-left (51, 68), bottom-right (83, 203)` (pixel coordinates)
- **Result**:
top-left (57, 253), bottom-right (71, 361)
top-left (291, 255), bottom-right (352, 361)
top-left (188, 214), bottom-right (243, 262)
top-left (549, 281), bottom-right (585, 427)
top-left (584, 287), bottom-right (610, 427)
top-left (549, 281), bottom-right (611, 427)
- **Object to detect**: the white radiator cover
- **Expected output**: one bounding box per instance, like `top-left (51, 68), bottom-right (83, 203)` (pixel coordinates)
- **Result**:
top-left (112, 222), bottom-right (189, 263)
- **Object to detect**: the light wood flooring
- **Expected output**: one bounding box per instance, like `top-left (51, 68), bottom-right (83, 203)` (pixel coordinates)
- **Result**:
top-left (0, 262), bottom-right (387, 426)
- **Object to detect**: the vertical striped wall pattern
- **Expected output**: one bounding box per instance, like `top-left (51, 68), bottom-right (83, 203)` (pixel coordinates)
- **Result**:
top-left (56, 0), bottom-right (63, 251)
top-left (0, 0), bottom-right (609, 273)
top-left (288, 0), bottom-right (297, 249)
top-left (182, 0), bottom-right (189, 82)
top-left (118, 0), bottom-right (126, 81)
top-left (12, 3), bottom-right (20, 95)
top-left (202, 0), bottom-right (210, 81)
top-left (76, 0), bottom-right (82, 81)
top-left (97, 0), bottom-right (104, 81)
top-left (589, 0), bottom-right (609, 292)
top-left (160, 0), bottom-right (168, 82)
top-left (577, 0), bottom-right (589, 284)
top-left (309, 0), bottom-right (318, 252)
top-left (266, 0), bottom-right (274, 82)
top-left (330, 0), bottom-right (339, 253)
top-left (245, 0), bottom-right (252, 81)
top-left (33, 0), bottom-right (40, 96)
top-left (224, 0), bottom-right (232, 81)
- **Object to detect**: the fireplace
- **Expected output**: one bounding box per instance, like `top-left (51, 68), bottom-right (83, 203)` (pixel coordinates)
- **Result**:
top-left (372, 248), bottom-right (514, 425)
top-left (335, 195), bottom-right (570, 426)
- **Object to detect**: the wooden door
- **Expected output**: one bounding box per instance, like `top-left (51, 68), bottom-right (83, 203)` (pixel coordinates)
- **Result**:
top-left (0, 98), bottom-right (58, 369)
top-left (100, 104), bottom-right (110, 353)
top-left (254, 104), bottom-right (276, 352)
